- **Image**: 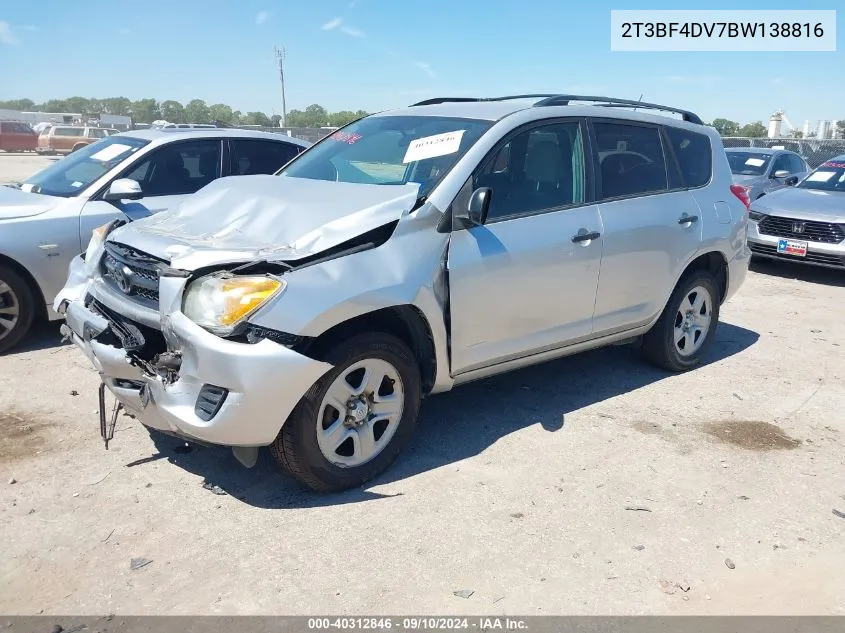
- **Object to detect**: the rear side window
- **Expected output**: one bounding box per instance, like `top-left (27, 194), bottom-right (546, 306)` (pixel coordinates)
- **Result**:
top-left (593, 122), bottom-right (668, 200)
top-left (664, 126), bottom-right (712, 188)
top-left (88, 128), bottom-right (107, 138)
top-left (230, 139), bottom-right (302, 175)
top-left (55, 127), bottom-right (85, 137)
top-left (788, 154), bottom-right (807, 173)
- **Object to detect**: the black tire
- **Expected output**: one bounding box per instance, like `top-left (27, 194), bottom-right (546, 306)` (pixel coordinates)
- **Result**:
top-left (640, 270), bottom-right (721, 372)
top-left (0, 265), bottom-right (36, 355)
top-left (271, 333), bottom-right (421, 492)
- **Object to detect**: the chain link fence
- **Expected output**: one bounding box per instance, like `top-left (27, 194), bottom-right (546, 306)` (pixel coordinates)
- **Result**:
top-left (722, 137), bottom-right (845, 168)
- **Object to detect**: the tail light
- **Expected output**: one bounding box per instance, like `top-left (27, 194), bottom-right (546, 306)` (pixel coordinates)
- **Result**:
top-left (730, 184), bottom-right (751, 210)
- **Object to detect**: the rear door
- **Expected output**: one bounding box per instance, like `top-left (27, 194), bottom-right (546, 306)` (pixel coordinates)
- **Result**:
top-left (590, 119), bottom-right (703, 334)
top-left (447, 118), bottom-right (603, 375)
top-left (227, 138), bottom-right (304, 175)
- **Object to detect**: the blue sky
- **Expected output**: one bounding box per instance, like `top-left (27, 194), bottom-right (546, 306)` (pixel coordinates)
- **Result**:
top-left (0, 0), bottom-right (841, 126)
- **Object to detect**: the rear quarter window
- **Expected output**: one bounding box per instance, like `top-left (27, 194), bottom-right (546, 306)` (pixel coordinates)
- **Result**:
top-left (664, 127), bottom-right (712, 188)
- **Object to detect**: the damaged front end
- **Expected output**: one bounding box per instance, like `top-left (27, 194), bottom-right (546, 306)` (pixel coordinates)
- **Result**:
top-left (53, 176), bottom-right (431, 463)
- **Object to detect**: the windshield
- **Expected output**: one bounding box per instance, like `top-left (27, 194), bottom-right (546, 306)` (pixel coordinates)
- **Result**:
top-left (797, 160), bottom-right (845, 192)
top-left (22, 135), bottom-right (149, 197)
top-left (727, 151), bottom-right (772, 176)
top-left (280, 115), bottom-right (492, 198)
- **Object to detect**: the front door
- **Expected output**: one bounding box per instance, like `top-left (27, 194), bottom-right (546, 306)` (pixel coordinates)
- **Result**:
top-left (447, 119), bottom-right (603, 375)
top-left (589, 120), bottom-right (703, 334)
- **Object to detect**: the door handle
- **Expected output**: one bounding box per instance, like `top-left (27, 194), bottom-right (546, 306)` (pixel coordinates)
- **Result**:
top-left (678, 215), bottom-right (699, 225)
top-left (571, 231), bottom-right (601, 243)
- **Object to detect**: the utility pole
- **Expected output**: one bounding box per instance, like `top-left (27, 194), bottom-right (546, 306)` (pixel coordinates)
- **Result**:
top-left (275, 46), bottom-right (287, 127)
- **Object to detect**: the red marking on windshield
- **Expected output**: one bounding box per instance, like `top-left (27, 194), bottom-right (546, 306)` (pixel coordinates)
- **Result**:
top-left (330, 131), bottom-right (363, 144)
top-left (821, 162), bottom-right (845, 169)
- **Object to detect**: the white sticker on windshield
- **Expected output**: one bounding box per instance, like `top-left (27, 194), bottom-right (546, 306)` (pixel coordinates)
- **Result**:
top-left (806, 170), bottom-right (836, 182)
top-left (71, 181), bottom-right (83, 188)
top-left (89, 143), bottom-right (133, 162)
top-left (745, 158), bottom-right (766, 167)
top-left (403, 130), bottom-right (465, 164)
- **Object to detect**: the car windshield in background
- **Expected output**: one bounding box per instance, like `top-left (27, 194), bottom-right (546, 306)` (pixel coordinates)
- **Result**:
top-left (726, 151), bottom-right (773, 176)
top-left (279, 115), bottom-right (492, 197)
top-left (22, 136), bottom-right (149, 197)
top-left (797, 160), bottom-right (845, 192)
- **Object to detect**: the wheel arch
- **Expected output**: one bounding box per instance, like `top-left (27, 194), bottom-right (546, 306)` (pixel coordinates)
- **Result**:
top-left (0, 253), bottom-right (47, 321)
top-left (303, 305), bottom-right (438, 396)
top-left (680, 250), bottom-right (729, 305)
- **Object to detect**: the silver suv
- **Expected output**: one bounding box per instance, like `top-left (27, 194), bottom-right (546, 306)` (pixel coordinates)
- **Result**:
top-left (55, 95), bottom-right (751, 492)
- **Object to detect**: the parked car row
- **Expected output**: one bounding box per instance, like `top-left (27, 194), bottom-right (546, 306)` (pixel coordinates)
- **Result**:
top-left (726, 147), bottom-right (844, 270)
top-left (2, 94), bottom-right (841, 493)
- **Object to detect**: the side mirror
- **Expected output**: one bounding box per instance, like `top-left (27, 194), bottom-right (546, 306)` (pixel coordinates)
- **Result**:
top-left (103, 178), bottom-right (143, 202)
top-left (455, 187), bottom-right (491, 229)
top-left (785, 176), bottom-right (799, 186)
top-left (772, 170), bottom-right (790, 179)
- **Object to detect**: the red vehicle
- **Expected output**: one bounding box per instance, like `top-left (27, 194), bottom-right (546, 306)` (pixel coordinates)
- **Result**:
top-left (0, 121), bottom-right (38, 152)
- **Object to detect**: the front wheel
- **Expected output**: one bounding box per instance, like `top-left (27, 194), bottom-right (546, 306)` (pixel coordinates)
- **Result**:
top-left (271, 333), bottom-right (421, 492)
top-left (0, 266), bottom-right (35, 355)
top-left (640, 270), bottom-right (720, 372)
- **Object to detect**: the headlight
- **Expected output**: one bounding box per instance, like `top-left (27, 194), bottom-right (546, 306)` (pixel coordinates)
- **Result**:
top-left (84, 222), bottom-right (112, 262)
top-left (748, 210), bottom-right (767, 221)
top-left (182, 274), bottom-right (286, 336)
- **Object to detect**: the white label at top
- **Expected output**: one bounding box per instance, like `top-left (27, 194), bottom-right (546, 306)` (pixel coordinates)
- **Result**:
top-left (806, 170), bottom-right (836, 182)
top-left (403, 130), bottom-right (465, 164)
top-left (90, 143), bottom-right (134, 162)
top-left (745, 158), bottom-right (766, 167)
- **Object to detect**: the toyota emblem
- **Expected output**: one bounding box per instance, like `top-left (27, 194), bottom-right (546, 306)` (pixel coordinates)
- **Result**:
top-left (114, 265), bottom-right (134, 294)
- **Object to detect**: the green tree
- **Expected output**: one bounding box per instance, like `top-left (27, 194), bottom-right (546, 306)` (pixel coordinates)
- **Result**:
top-left (270, 114), bottom-right (282, 127)
top-left (41, 99), bottom-right (70, 112)
top-left (131, 98), bottom-right (160, 123)
top-left (63, 96), bottom-right (91, 113)
top-left (285, 109), bottom-right (308, 127)
top-left (184, 99), bottom-right (210, 124)
top-left (159, 100), bottom-right (185, 123)
top-left (231, 110), bottom-right (243, 125)
top-left (328, 110), bottom-right (363, 127)
top-left (738, 122), bottom-right (767, 138)
top-left (100, 97), bottom-right (132, 115)
top-left (710, 118), bottom-right (740, 137)
top-left (304, 104), bottom-right (329, 127)
top-left (242, 111), bottom-right (272, 126)
top-left (209, 103), bottom-right (234, 124)
top-left (0, 98), bottom-right (36, 110)
top-left (791, 130), bottom-right (804, 139)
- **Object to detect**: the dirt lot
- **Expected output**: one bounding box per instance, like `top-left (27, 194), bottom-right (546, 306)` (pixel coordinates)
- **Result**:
top-left (1, 155), bottom-right (844, 615)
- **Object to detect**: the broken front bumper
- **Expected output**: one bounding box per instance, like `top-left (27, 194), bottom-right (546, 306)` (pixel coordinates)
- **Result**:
top-left (56, 258), bottom-right (333, 448)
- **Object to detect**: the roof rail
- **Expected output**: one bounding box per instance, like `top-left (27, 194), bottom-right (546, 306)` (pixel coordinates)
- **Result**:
top-left (533, 95), bottom-right (703, 124)
top-left (409, 94), bottom-right (559, 107)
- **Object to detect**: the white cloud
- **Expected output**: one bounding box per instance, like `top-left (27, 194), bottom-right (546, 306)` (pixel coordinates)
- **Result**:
top-left (415, 62), bottom-right (436, 78)
top-left (341, 25), bottom-right (365, 38)
top-left (0, 21), bottom-right (18, 45)
top-left (256, 11), bottom-right (269, 25)
top-left (322, 17), bottom-right (343, 31)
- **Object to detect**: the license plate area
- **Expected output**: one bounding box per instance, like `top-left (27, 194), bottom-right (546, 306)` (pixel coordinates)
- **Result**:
top-left (777, 238), bottom-right (808, 257)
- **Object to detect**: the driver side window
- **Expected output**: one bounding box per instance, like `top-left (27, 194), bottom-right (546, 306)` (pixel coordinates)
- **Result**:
top-left (122, 140), bottom-right (221, 197)
top-left (474, 121), bottom-right (585, 222)
top-left (770, 154), bottom-right (791, 175)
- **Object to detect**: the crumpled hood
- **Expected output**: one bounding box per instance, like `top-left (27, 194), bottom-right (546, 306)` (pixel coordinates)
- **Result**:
top-left (0, 185), bottom-right (58, 220)
top-left (751, 187), bottom-right (845, 223)
top-left (108, 175), bottom-right (421, 269)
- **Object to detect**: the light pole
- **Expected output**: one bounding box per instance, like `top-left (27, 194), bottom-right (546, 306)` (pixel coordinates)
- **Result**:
top-left (275, 46), bottom-right (287, 127)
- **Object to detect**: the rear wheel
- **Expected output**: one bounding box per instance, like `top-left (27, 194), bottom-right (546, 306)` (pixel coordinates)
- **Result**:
top-left (271, 333), bottom-right (421, 492)
top-left (640, 270), bottom-right (720, 372)
top-left (71, 143), bottom-right (86, 153)
top-left (0, 266), bottom-right (35, 355)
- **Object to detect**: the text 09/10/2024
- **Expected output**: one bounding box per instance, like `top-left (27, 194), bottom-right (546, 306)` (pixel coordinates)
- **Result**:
top-left (610, 9), bottom-right (836, 51)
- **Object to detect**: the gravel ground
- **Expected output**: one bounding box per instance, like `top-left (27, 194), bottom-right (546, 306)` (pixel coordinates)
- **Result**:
top-left (1, 155), bottom-right (844, 615)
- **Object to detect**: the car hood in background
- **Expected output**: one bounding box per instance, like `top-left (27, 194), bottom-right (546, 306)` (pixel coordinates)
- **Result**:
top-left (0, 185), bottom-right (59, 220)
top-left (107, 175), bottom-right (422, 270)
top-left (751, 187), bottom-right (845, 223)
